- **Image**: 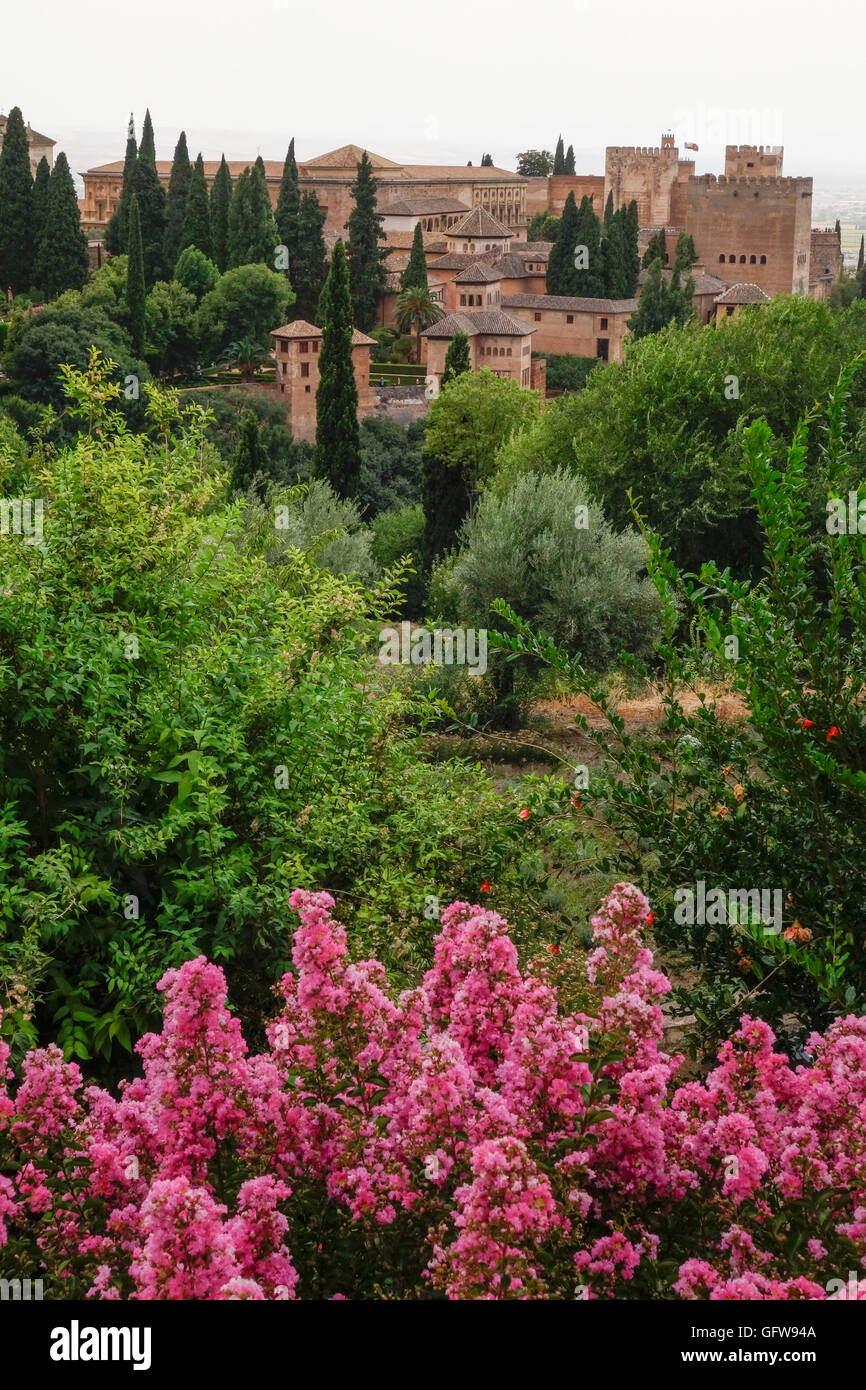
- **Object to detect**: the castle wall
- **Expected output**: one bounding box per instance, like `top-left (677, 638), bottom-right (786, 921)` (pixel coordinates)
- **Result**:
top-left (682, 175), bottom-right (812, 296)
top-left (605, 146), bottom-right (693, 225)
top-left (724, 145), bottom-right (784, 178)
top-left (809, 228), bottom-right (842, 294)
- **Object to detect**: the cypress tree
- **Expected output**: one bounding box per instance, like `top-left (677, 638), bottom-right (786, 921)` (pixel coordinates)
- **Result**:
top-left (858, 235), bottom-right (864, 272)
top-left (253, 155), bottom-right (279, 265)
top-left (315, 238), bottom-right (361, 499)
top-left (441, 329), bottom-right (471, 386)
top-left (642, 229), bottom-right (667, 269)
top-left (34, 152), bottom-right (90, 297)
top-left (564, 144), bottom-right (576, 175)
top-left (546, 191), bottom-right (580, 294)
top-left (0, 106), bottom-right (34, 294)
top-left (32, 155), bottom-right (51, 270)
top-left (480, 153), bottom-right (493, 167)
top-left (231, 409), bottom-right (268, 494)
top-left (604, 190), bottom-right (614, 224)
top-left (553, 136), bottom-right (565, 175)
top-left (673, 230), bottom-right (696, 274)
top-left (210, 155), bottom-right (232, 272)
top-left (421, 449), bottom-right (471, 569)
top-left (164, 131), bottom-right (191, 269)
top-left (227, 167), bottom-right (251, 266)
top-left (126, 194), bottom-right (146, 355)
top-left (601, 209), bottom-right (628, 299)
top-left (346, 151), bottom-right (388, 331)
top-left (293, 190), bottom-right (327, 321)
top-left (228, 160), bottom-right (278, 267)
top-left (573, 195), bottom-right (604, 297)
top-left (129, 109), bottom-right (166, 285)
top-left (181, 154), bottom-right (212, 257)
top-left (623, 200), bottom-right (640, 295)
top-left (275, 138), bottom-right (300, 273)
top-left (400, 221), bottom-right (428, 292)
top-left (105, 113), bottom-right (137, 256)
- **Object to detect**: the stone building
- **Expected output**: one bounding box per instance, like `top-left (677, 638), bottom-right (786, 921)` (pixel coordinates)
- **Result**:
top-left (809, 227), bottom-right (843, 298)
top-left (422, 309), bottom-right (538, 388)
top-left (269, 319), bottom-right (377, 442)
top-left (500, 293), bottom-right (637, 364)
top-left (0, 114), bottom-right (55, 175)
top-left (713, 281), bottom-right (771, 323)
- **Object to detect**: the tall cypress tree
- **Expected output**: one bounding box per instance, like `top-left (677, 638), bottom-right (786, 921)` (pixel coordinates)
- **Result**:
top-left (274, 138), bottom-right (300, 274)
top-left (253, 156), bottom-right (279, 266)
top-left (546, 191), bottom-right (580, 295)
top-left (604, 190), bottom-right (614, 224)
top-left (480, 153), bottom-right (493, 167)
top-left (642, 229), bottom-right (667, 269)
top-left (105, 113), bottom-right (137, 256)
top-left (34, 152), bottom-right (90, 297)
top-left (231, 409), bottom-right (268, 494)
top-left (126, 194), bottom-right (146, 355)
top-left (400, 221), bottom-right (427, 292)
top-left (858, 235), bottom-right (864, 272)
top-left (574, 195), bottom-right (604, 297)
top-left (210, 155), bottom-right (232, 272)
top-left (228, 162), bottom-right (278, 267)
top-left (164, 131), bottom-right (191, 269)
top-left (293, 190), bottom-right (327, 321)
top-left (553, 136), bottom-right (565, 175)
top-left (601, 209), bottom-right (628, 299)
top-left (564, 144), bottom-right (576, 175)
top-left (421, 447), bottom-right (471, 569)
top-left (441, 329), bottom-right (471, 386)
top-left (346, 151), bottom-right (387, 331)
top-left (181, 154), bottom-right (212, 257)
top-left (32, 156), bottom-right (51, 271)
top-left (0, 106), bottom-right (34, 294)
top-left (315, 238), bottom-right (361, 499)
top-left (129, 109), bottom-right (166, 285)
top-left (623, 199), bottom-right (640, 296)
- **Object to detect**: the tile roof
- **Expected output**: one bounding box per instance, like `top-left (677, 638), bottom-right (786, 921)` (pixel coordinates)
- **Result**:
top-left (383, 230), bottom-right (447, 252)
top-left (300, 144), bottom-right (403, 171)
top-left (423, 309), bottom-right (535, 339)
top-left (429, 251), bottom-right (500, 270)
top-left (447, 206), bottom-right (513, 238)
top-left (513, 241), bottom-right (554, 257)
top-left (638, 268), bottom-right (730, 295)
top-left (453, 261), bottom-right (502, 283)
top-left (382, 196), bottom-right (470, 215)
top-left (714, 282), bottom-right (771, 304)
top-left (400, 164), bottom-right (524, 182)
top-left (270, 320), bottom-right (377, 345)
top-left (502, 293), bottom-right (638, 313)
top-left (494, 252), bottom-right (535, 279)
top-left (0, 115), bottom-right (55, 146)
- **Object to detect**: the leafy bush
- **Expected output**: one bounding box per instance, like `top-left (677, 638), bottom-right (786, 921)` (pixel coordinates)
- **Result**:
top-left (358, 414), bottom-right (424, 517)
top-left (493, 369), bottom-right (866, 1054)
top-left (180, 386), bottom-right (311, 485)
top-left (3, 884), bottom-right (865, 1300)
top-left (196, 264), bottom-right (293, 362)
top-left (536, 353), bottom-right (597, 393)
top-left (370, 504), bottom-right (426, 613)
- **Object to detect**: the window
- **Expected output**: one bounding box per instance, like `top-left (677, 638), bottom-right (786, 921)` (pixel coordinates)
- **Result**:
top-left (534, 312), bottom-right (541, 321)
top-left (566, 314), bottom-right (574, 324)
top-left (719, 253), bottom-right (725, 263)
top-left (460, 294), bottom-right (467, 306)
top-left (750, 254), bottom-right (756, 264)
top-left (313, 341), bottom-right (318, 353)
top-left (280, 340), bottom-right (288, 353)
top-left (305, 384), bottom-right (310, 393)
top-left (760, 254), bottom-right (767, 264)
top-left (600, 317), bottom-right (608, 330)
top-left (300, 362), bottom-right (309, 378)
top-left (280, 384), bottom-right (285, 394)
top-left (739, 255), bottom-right (746, 263)
top-left (729, 255), bottom-right (736, 264)
top-left (596, 338), bottom-right (609, 362)
top-left (507, 347), bottom-right (512, 357)
top-left (300, 340), bottom-right (308, 353)
top-left (726, 306), bottom-right (735, 317)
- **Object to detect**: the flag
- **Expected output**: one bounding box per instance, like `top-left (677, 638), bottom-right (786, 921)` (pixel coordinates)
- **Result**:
top-left (685, 141), bottom-right (699, 151)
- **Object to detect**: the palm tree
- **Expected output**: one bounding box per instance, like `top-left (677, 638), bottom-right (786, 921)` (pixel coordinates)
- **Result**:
top-left (395, 286), bottom-right (444, 365)
top-left (218, 336), bottom-right (271, 380)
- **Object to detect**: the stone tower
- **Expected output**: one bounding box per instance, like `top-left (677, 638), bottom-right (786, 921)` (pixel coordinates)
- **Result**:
top-left (270, 319), bottom-right (377, 443)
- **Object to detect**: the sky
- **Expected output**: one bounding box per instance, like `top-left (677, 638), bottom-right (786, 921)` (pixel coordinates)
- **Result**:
top-left (3, 0), bottom-right (864, 194)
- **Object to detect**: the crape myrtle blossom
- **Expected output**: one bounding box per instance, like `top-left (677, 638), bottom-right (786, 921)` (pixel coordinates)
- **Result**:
top-left (1, 883), bottom-right (865, 1299)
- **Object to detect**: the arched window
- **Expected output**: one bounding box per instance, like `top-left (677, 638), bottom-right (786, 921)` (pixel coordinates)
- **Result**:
top-left (760, 254), bottom-right (767, 264)
top-left (739, 254), bottom-right (746, 263)
top-left (719, 254), bottom-right (725, 263)
top-left (750, 254), bottom-right (756, 264)
top-left (729, 254), bottom-right (736, 263)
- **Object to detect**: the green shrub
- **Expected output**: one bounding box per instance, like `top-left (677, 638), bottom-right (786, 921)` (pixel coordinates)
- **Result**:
top-left (370, 504), bottom-right (426, 613)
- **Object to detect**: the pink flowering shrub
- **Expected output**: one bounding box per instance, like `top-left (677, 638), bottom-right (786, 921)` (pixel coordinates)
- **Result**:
top-left (1, 883), bottom-right (865, 1300)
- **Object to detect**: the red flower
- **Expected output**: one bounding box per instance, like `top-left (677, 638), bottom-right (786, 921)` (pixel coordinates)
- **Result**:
top-left (480, 879), bottom-right (491, 894)
top-left (571, 794), bottom-right (582, 809)
top-left (645, 911), bottom-right (654, 926)
top-left (826, 726), bottom-right (840, 741)
top-left (518, 808), bottom-right (530, 820)
top-left (547, 943), bottom-right (560, 955)
top-left (795, 718), bottom-right (814, 728)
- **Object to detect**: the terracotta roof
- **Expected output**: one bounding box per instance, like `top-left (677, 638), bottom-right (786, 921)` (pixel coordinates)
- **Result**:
top-left (448, 206), bottom-right (513, 238)
top-left (494, 252), bottom-right (535, 279)
top-left (382, 196), bottom-right (470, 215)
top-left (271, 320), bottom-right (322, 338)
top-left (714, 282), bottom-right (771, 304)
top-left (429, 251), bottom-right (500, 270)
top-left (400, 164), bottom-right (524, 182)
top-left (300, 144), bottom-right (403, 171)
top-left (0, 114), bottom-right (55, 146)
top-left (513, 241), bottom-right (553, 256)
top-left (423, 309), bottom-right (535, 339)
top-left (502, 293), bottom-right (638, 313)
top-left (453, 261), bottom-right (502, 283)
top-left (638, 268), bottom-right (730, 295)
top-left (270, 321), bottom-right (376, 345)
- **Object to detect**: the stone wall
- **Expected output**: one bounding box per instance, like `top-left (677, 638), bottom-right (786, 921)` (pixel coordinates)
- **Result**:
top-left (680, 175), bottom-right (813, 296)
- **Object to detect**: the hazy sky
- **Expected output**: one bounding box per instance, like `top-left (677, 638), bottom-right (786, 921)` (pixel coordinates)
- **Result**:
top-left (3, 0), bottom-right (863, 193)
